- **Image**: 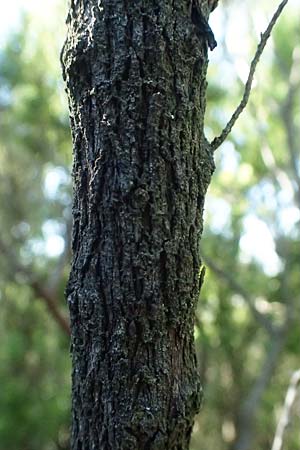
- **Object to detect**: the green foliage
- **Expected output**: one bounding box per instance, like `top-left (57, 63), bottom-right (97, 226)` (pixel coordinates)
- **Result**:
top-left (0, 4), bottom-right (71, 450)
top-left (0, 283), bottom-right (70, 450)
top-left (192, 1), bottom-right (300, 449)
top-left (0, 1), bottom-right (299, 450)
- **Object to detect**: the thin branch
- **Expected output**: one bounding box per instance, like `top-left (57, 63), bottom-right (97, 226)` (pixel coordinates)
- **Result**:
top-left (210, 0), bottom-right (289, 152)
top-left (31, 281), bottom-right (70, 336)
top-left (201, 253), bottom-right (275, 335)
top-left (0, 237), bottom-right (70, 336)
top-left (271, 369), bottom-right (300, 450)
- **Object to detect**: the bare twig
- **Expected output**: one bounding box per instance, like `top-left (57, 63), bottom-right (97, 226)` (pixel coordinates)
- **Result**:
top-left (271, 369), bottom-right (300, 450)
top-left (210, 0), bottom-right (289, 152)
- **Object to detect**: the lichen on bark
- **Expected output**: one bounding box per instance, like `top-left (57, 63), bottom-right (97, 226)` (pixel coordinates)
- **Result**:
top-left (61, 1), bottom-right (215, 449)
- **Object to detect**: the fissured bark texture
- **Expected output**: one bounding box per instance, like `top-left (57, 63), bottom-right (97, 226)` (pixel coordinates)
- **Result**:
top-left (62, 1), bottom-right (214, 449)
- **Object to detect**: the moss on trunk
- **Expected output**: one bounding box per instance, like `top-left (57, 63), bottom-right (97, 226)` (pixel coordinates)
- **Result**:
top-left (62, 1), bottom-right (215, 448)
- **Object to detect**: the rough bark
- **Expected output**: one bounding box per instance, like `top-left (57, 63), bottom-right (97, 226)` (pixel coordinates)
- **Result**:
top-left (61, 1), bottom-right (215, 449)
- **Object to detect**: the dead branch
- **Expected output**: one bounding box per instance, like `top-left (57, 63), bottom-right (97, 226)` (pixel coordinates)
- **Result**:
top-left (271, 369), bottom-right (300, 450)
top-left (31, 280), bottom-right (70, 336)
top-left (210, 0), bottom-right (289, 152)
top-left (0, 237), bottom-right (70, 336)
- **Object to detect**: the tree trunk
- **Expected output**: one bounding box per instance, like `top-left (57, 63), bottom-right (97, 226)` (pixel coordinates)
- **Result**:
top-left (61, 1), bottom-right (215, 448)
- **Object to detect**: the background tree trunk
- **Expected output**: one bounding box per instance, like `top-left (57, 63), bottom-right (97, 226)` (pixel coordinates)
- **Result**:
top-left (62, 1), bottom-right (215, 448)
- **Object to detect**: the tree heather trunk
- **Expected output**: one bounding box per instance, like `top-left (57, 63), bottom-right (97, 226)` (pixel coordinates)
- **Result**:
top-left (62, 0), bottom-right (215, 448)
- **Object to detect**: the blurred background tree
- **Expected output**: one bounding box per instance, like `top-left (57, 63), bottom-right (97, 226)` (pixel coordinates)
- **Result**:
top-left (192, 1), bottom-right (300, 449)
top-left (0, 2), bottom-right (71, 449)
top-left (0, 1), bottom-right (299, 450)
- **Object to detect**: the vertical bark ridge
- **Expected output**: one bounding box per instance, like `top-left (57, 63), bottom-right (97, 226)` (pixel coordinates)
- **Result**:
top-left (62, 1), bottom-right (215, 449)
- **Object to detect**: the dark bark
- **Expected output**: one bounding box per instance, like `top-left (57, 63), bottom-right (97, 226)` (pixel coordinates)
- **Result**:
top-left (61, 1), bottom-right (215, 449)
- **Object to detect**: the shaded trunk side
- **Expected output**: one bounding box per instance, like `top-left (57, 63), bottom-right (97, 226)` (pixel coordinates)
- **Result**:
top-left (62, 1), bottom-right (215, 449)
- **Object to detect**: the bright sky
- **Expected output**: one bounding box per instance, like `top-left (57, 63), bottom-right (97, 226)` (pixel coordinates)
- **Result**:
top-left (1, 0), bottom-right (298, 271)
top-left (0, 0), bottom-right (64, 47)
top-left (0, 2), bottom-right (20, 43)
